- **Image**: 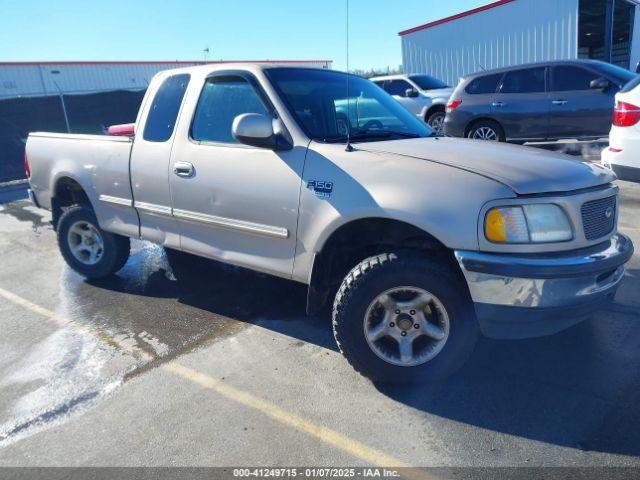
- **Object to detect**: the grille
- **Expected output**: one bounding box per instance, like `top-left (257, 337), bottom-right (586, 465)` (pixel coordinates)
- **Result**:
top-left (581, 196), bottom-right (616, 241)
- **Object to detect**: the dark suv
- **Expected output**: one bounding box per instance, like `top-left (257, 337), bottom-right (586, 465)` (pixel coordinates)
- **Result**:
top-left (444, 60), bottom-right (636, 142)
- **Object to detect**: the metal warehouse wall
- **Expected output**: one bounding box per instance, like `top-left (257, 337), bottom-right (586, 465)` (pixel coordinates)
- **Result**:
top-left (401, 0), bottom-right (579, 85)
top-left (0, 60), bottom-right (333, 100)
top-left (0, 62), bottom-right (200, 100)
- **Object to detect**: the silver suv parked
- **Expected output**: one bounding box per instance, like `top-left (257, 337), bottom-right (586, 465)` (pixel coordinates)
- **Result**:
top-left (371, 74), bottom-right (453, 133)
top-left (444, 60), bottom-right (636, 143)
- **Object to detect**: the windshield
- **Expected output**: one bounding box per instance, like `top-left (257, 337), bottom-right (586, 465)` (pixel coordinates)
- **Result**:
top-left (409, 75), bottom-right (449, 90)
top-left (266, 68), bottom-right (432, 143)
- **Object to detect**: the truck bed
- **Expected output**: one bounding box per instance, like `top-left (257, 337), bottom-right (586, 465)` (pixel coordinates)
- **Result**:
top-left (27, 131), bottom-right (139, 237)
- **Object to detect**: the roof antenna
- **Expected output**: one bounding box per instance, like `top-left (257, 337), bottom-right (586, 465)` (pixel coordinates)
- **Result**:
top-left (345, 0), bottom-right (354, 152)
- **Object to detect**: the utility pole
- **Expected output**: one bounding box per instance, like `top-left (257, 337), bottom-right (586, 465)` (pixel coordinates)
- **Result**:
top-left (50, 71), bottom-right (70, 133)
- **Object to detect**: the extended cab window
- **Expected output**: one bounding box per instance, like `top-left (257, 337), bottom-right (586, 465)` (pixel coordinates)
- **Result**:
top-left (191, 76), bottom-right (268, 144)
top-left (465, 73), bottom-right (503, 94)
top-left (499, 68), bottom-right (546, 94)
top-left (143, 74), bottom-right (190, 142)
top-left (551, 66), bottom-right (600, 91)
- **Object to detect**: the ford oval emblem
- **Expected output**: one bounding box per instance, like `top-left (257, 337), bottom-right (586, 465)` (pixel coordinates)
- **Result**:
top-left (605, 207), bottom-right (614, 219)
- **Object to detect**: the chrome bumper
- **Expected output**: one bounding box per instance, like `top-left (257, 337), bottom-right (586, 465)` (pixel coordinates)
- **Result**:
top-left (455, 234), bottom-right (634, 339)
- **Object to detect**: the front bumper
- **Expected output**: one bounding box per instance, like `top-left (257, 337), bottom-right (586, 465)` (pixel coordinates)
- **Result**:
top-left (455, 234), bottom-right (634, 339)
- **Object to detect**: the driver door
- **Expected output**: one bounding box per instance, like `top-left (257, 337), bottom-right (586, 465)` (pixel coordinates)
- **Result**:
top-left (169, 72), bottom-right (305, 278)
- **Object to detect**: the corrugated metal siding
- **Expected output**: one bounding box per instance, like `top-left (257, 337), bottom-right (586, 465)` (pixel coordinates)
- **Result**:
top-left (0, 61), bottom-right (332, 100)
top-left (401, 0), bottom-right (579, 85)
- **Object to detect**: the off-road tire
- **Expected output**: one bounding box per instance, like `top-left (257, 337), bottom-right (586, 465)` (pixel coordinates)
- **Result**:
top-left (57, 204), bottom-right (130, 279)
top-left (332, 252), bottom-right (478, 383)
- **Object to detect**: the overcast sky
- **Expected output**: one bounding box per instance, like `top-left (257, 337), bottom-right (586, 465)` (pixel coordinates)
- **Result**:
top-left (1, 0), bottom-right (488, 71)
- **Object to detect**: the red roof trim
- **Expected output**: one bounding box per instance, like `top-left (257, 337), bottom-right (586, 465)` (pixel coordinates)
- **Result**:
top-left (398, 0), bottom-right (516, 36)
top-left (0, 59), bottom-right (333, 66)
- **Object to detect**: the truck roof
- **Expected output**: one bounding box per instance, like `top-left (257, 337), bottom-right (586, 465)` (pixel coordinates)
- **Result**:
top-left (152, 62), bottom-right (332, 78)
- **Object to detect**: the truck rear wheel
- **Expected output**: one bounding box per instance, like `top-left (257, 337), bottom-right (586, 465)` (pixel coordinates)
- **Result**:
top-left (332, 252), bottom-right (478, 383)
top-left (57, 205), bottom-right (130, 279)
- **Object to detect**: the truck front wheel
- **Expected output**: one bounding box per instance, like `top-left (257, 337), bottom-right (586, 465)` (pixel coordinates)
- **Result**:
top-left (57, 205), bottom-right (130, 279)
top-left (332, 252), bottom-right (478, 383)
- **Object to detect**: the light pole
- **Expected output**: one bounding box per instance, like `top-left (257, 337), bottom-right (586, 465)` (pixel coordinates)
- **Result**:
top-left (50, 71), bottom-right (70, 133)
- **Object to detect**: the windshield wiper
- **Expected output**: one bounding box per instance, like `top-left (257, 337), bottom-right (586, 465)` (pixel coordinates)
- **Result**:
top-left (350, 131), bottom-right (422, 141)
top-left (323, 131), bottom-right (422, 143)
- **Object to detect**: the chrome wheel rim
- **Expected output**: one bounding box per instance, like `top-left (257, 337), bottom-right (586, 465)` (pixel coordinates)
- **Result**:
top-left (471, 126), bottom-right (498, 141)
top-left (67, 220), bottom-right (104, 265)
top-left (429, 114), bottom-right (445, 134)
top-left (363, 287), bottom-right (450, 367)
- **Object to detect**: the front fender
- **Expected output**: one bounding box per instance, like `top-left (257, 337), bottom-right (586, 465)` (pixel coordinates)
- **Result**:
top-left (292, 143), bottom-right (516, 283)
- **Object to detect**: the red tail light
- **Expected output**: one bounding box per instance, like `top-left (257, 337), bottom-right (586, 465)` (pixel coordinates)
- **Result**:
top-left (24, 150), bottom-right (30, 178)
top-left (446, 99), bottom-right (462, 112)
top-left (107, 123), bottom-right (135, 136)
top-left (612, 101), bottom-right (640, 127)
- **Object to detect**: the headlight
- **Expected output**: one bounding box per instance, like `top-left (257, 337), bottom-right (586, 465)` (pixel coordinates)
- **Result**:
top-left (485, 204), bottom-right (573, 244)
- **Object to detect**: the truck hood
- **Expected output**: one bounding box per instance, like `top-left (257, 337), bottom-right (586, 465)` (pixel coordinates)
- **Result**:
top-left (358, 137), bottom-right (616, 195)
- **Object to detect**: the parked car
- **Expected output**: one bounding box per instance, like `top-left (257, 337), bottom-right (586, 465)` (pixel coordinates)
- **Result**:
top-left (370, 74), bottom-right (453, 133)
top-left (25, 65), bottom-right (633, 383)
top-left (444, 60), bottom-right (636, 143)
top-left (601, 75), bottom-right (640, 182)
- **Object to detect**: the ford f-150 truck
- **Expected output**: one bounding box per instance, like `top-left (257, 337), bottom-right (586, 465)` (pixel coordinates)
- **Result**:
top-left (25, 64), bottom-right (634, 383)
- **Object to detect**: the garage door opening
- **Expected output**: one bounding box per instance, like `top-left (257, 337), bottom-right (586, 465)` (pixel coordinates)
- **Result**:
top-left (579, 0), bottom-right (636, 69)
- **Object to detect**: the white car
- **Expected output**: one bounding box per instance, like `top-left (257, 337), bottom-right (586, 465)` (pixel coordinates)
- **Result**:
top-left (602, 76), bottom-right (640, 182)
top-left (370, 74), bottom-right (453, 133)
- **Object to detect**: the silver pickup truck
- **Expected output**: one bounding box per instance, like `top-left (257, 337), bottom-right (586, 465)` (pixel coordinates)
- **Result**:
top-left (26, 64), bottom-right (634, 383)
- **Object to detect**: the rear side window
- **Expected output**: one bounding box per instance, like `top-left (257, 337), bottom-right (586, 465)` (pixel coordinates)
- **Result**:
top-left (143, 74), bottom-right (190, 142)
top-left (551, 66), bottom-right (600, 91)
top-left (465, 74), bottom-right (503, 94)
top-left (500, 68), bottom-right (546, 94)
top-left (191, 75), bottom-right (269, 144)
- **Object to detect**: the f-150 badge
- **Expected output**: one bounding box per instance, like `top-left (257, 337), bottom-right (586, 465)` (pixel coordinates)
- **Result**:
top-left (307, 180), bottom-right (333, 199)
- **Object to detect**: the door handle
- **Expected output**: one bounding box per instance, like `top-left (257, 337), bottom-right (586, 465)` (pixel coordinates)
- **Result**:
top-left (552, 100), bottom-right (568, 106)
top-left (173, 162), bottom-right (195, 178)
top-left (491, 102), bottom-right (506, 107)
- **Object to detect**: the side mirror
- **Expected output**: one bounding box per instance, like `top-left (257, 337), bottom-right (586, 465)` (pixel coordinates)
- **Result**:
top-left (405, 88), bottom-right (419, 98)
top-left (232, 113), bottom-right (291, 150)
top-left (590, 77), bottom-right (610, 90)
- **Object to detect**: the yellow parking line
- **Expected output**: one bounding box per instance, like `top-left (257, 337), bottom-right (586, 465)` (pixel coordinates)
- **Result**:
top-left (0, 285), bottom-right (424, 473)
top-left (163, 362), bottom-right (411, 467)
